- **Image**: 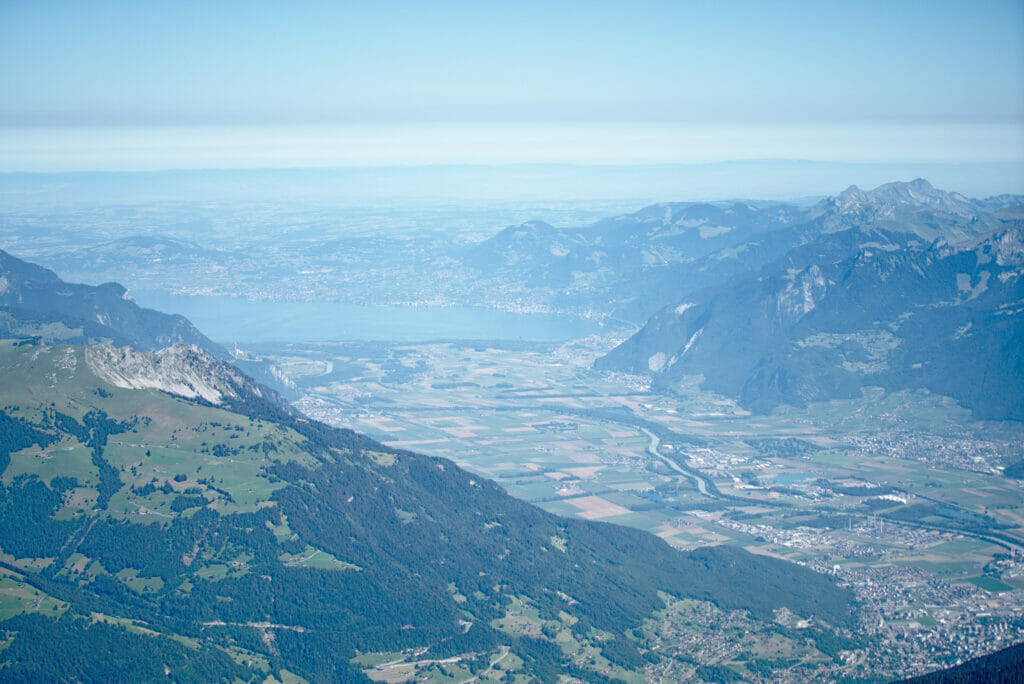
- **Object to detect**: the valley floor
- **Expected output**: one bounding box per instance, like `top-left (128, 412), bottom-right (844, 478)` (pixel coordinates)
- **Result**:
top-left (254, 333), bottom-right (1024, 681)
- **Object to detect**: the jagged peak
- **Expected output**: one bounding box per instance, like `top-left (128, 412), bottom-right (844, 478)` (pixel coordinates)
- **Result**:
top-left (868, 178), bottom-right (939, 202)
top-left (819, 179), bottom-right (982, 220)
top-left (905, 177), bottom-right (933, 191)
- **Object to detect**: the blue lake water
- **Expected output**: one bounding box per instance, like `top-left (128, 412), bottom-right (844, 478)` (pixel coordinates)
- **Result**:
top-left (133, 292), bottom-right (604, 343)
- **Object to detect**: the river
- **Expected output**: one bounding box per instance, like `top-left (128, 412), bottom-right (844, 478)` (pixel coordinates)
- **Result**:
top-left (640, 427), bottom-right (710, 496)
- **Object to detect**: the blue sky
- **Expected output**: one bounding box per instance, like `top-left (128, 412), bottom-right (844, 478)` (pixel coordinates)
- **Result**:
top-left (1, 0), bottom-right (1022, 171)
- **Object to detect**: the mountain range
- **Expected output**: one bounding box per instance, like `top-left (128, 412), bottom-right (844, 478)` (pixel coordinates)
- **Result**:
top-left (594, 181), bottom-right (1024, 419)
top-left (465, 179), bottom-right (1024, 324)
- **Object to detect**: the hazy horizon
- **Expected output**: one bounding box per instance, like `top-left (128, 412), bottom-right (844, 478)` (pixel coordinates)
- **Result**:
top-left (3, 1), bottom-right (1022, 177)
top-left (1, 160), bottom-right (1021, 209)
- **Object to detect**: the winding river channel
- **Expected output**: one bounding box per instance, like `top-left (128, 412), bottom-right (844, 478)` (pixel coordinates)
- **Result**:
top-left (640, 427), bottom-right (711, 496)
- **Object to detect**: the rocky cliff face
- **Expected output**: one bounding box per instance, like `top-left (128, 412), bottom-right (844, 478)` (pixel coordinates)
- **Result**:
top-left (84, 342), bottom-right (257, 404)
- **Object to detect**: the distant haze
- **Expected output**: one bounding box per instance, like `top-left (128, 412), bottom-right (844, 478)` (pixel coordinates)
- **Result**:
top-left (1, 123), bottom-right (1022, 174)
top-left (2, 1), bottom-right (1022, 175)
top-left (0, 162), bottom-right (1021, 208)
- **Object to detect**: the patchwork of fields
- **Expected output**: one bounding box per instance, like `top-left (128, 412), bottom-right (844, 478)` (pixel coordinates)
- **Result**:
top-left (258, 336), bottom-right (1024, 571)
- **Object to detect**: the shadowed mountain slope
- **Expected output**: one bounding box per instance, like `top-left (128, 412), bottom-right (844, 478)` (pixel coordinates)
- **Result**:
top-left (597, 183), bottom-right (1024, 420)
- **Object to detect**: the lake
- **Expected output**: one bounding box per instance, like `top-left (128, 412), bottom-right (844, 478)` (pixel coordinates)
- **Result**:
top-left (132, 291), bottom-right (604, 343)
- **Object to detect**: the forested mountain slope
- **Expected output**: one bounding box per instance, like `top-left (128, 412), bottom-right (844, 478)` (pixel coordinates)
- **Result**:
top-left (0, 340), bottom-right (857, 682)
